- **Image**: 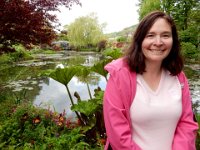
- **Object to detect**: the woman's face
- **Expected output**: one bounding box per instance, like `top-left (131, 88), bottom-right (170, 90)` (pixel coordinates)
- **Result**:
top-left (141, 18), bottom-right (173, 64)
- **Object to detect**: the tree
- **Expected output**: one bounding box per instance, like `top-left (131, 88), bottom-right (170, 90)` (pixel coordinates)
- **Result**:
top-left (67, 13), bottom-right (105, 49)
top-left (0, 0), bottom-right (81, 53)
top-left (138, 0), bottom-right (161, 20)
top-left (170, 0), bottom-right (198, 30)
top-left (160, 0), bottom-right (175, 15)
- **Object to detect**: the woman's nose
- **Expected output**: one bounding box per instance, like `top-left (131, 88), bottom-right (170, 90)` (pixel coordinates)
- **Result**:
top-left (153, 36), bottom-right (163, 46)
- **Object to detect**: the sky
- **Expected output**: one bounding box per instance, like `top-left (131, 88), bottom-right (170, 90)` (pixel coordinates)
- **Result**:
top-left (55, 0), bottom-right (139, 33)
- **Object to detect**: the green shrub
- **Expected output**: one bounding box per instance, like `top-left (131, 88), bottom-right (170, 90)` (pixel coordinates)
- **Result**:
top-left (0, 54), bottom-right (11, 64)
top-left (0, 103), bottom-right (92, 149)
top-left (179, 26), bottom-right (199, 47)
top-left (9, 45), bottom-right (33, 62)
top-left (116, 36), bottom-right (127, 42)
top-left (102, 48), bottom-right (123, 59)
top-left (181, 42), bottom-right (199, 59)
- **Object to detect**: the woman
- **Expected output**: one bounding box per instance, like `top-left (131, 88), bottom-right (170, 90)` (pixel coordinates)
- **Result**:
top-left (103, 11), bottom-right (198, 150)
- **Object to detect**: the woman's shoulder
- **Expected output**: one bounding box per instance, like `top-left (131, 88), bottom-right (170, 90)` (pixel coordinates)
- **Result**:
top-left (104, 57), bottom-right (130, 73)
top-left (177, 71), bottom-right (187, 83)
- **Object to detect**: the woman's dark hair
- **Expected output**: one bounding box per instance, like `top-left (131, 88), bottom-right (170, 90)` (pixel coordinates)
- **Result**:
top-left (125, 11), bottom-right (183, 75)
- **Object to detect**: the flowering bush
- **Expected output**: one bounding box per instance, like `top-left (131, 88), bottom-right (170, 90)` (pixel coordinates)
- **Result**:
top-left (0, 103), bottom-right (101, 149)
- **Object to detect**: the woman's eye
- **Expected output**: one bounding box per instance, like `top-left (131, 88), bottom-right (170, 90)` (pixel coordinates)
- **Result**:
top-left (146, 34), bottom-right (154, 38)
top-left (163, 34), bottom-right (170, 38)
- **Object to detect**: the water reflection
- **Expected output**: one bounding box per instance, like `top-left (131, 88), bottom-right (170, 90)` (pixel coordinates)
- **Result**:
top-left (1, 52), bottom-right (106, 119)
top-left (33, 76), bottom-right (106, 119)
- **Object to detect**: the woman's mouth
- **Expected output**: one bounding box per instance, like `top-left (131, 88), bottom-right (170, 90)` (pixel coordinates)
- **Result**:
top-left (149, 49), bottom-right (164, 55)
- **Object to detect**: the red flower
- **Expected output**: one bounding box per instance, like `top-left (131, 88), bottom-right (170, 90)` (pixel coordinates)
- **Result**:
top-left (32, 116), bottom-right (41, 124)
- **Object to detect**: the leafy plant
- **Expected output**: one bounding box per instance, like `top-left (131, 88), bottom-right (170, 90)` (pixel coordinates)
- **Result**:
top-left (42, 57), bottom-right (113, 147)
top-left (71, 89), bottom-right (106, 146)
top-left (102, 48), bottom-right (123, 59)
top-left (91, 59), bottom-right (111, 81)
top-left (0, 0), bottom-right (81, 53)
top-left (0, 104), bottom-right (89, 149)
top-left (75, 65), bottom-right (93, 99)
top-left (181, 42), bottom-right (198, 59)
top-left (44, 67), bottom-right (83, 124)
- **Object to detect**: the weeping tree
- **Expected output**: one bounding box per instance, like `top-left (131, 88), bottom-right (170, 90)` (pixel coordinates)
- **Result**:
top-left (67, 13), bottom-right (105, 49)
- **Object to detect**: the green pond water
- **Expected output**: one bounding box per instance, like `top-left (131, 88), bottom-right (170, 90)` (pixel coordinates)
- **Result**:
top-left (0, 51), bottom-right (200, 119)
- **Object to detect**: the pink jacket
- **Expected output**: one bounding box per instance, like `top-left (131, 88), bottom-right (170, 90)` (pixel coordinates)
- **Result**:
top-left (103, 58), bottom-right (199, 150)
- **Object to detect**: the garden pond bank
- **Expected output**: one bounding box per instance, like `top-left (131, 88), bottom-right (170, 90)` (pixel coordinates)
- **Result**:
top-left (1, 51), bottom-right (200, 119)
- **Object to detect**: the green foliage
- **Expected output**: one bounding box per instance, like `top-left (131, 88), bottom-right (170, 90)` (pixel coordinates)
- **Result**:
top-left (0, 104), bottom-right (90, 149)
top-left (67, 13), bottom-right (105, 49)
top-left (0, 0), bottom-right (80, 53)
top-left (170, 0), bottom-right (198, 30)
top-left (138, 0), bottom-right (161, 20)
top-left (57, 30), bottom-right (69, 41)
top-left (160, 0), bottom-right (175, 15)
top-left (0, 44), bottom-right (33, 63)
top-left (0, 76), bottom-right (106, 149)
top-left (0, 90), bottom-right (17, 123)
top-left (181, 42), bottom-right (199, 59)
top-left (0, 53), bottom-right (11, 64)
top-left (179, 26), bottom-right (200, 47)
top-left (42, 57), bottom-right (115, 148)
top-left (91, 59), bottom-right (111, 81)
top-left (75, 65), bottom-right (93, 99)
top-left (71, 91), bottom-right (103, 117)
top-left (116, 36), bottom-right (127, 42)
top-left (8, 45), bottom-right (33, 62)
top-left (71, 89), bottom-right (106, 147)
top-left (2, 48), bottom-right (198, 149)
top-left (48, 67), bottom-right (79, 86)
top-left (102, 48), bottom-right (123, 59)
top-left (75, 65), bottom-right (91, 79)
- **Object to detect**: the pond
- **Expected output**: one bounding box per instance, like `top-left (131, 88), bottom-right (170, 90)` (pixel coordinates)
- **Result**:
top-left (1, 51), bottom-right (107, 120)
top-left (1, 51), bottom-right (200, 120)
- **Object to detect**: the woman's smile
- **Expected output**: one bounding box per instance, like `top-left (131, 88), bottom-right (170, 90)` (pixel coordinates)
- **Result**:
top-left (142, 18), bottom-right (173, 63)
top-left (148, 49), bottom-right (165, 55)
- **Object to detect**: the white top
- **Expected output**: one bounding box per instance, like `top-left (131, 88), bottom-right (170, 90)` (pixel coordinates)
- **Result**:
top-left (130, 70), bottom-right (182, 150)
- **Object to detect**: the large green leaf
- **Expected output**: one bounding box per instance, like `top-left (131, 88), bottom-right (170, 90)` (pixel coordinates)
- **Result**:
top-left (49, 67), bottom-right (79, 86)
top-left (75, 65), bottom-right (91, 80)
top-left (91, 59), bottom-right (111, 79)
top-left (103, 48), bottom-right (123, 59)
top-left (71, 99), bottom-right (101, 116)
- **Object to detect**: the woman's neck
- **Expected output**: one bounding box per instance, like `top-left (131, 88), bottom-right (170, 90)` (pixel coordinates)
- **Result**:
top-left (141, 62), bottom-right (163, 91)
top-left (144, 61), bottom-right (162, 76)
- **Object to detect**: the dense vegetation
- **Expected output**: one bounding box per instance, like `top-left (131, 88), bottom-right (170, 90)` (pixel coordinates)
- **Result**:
top-left (0, 48), bottom-right (199, 149)
top-left (0, 0), bottom-right (81, 53)
top-left (0, 0), bottom-right (199, 149)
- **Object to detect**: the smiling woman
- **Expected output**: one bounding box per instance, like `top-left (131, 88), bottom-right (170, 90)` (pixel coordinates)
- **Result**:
top-left (103, 11), bottom-right (199, 150)
top-left (141, 18), bottom-right (172, 66)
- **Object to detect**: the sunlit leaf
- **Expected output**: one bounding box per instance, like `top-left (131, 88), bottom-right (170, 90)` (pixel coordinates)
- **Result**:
top-left (91, 59), bottom-right (111, 79)
top-left (49, 67), bottom-right (79, 86)
top-left (71, 99), bottom-right (101, 116)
